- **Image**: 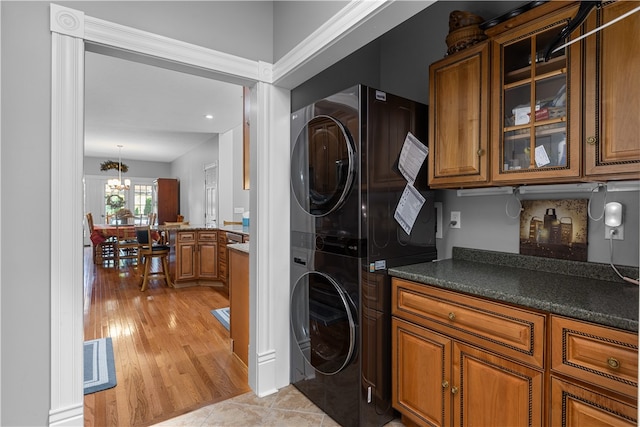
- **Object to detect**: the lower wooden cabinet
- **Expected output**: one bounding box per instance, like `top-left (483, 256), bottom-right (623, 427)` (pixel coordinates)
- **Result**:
top-left (391, 280), bottom-right (544, 427)
top-left (218, 232), bottom-right (228, 288)
top-left (550, 377), bottom-right (637, 427)
top-left (549, 315), bottom-right (638, 426)
top-left (391, 278), bottom-right (639, 427)
top-left (229, 247), bottom-right (249, 365)
top-left (197, 231), bottom-right (218, 279)
top-left (175, 231), bottom-right (197, 281)
top-left (174, 230), bottom-right (218, 283)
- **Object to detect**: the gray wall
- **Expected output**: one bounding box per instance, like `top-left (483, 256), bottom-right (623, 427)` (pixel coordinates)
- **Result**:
top-left (61, 1), bottom-right (275, 62)
top-left (85, 156), bottom-right (173, 178)
top-left (170, 135), bottom-right (218, 224)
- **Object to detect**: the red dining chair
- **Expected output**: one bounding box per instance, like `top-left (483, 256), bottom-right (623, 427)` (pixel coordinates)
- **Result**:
top-left (86, 212), bottom-right (117, 266)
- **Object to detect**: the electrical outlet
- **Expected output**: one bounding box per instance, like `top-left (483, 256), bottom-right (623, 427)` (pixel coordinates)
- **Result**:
top-left (450, 211), bottom-right (461, 229)
top-left (605, 224), bottom-right (624, 240)
top-left (234, 207), bottom-right (244, 214)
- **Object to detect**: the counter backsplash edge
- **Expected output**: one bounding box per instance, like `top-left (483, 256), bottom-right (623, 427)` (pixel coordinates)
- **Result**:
top-left (452, 247), bottom-right (639, 283)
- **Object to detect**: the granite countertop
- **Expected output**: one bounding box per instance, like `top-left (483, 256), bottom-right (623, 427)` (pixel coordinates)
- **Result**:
top-left (388, 247), bottom-right (639, 332)
top-left (228, 242), bottom-right (250, 254)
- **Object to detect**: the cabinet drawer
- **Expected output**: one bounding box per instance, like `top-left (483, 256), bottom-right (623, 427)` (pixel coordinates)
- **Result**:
top-left (198, 231), bottom-right (217, 242)
top-left (392, 278), bottom-right (546, 368)
top-left (177, 231), bottom-right (196, 242)
top-left (551, 315), bottom-right (638, 399)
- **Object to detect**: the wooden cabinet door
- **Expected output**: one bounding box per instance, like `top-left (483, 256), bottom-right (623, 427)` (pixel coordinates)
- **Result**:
top-left (453, 342), bottom-right (544, 427)
top-left (550, 377), bottom-right (637, 427)
top-left (218, 232), bottom-right (228, 285)
top-left (583, 0), bottom-right (640, 179)
top-left (198, 241), bottom-right (218, 279)
top-left (392, 318), bottom-right (451, 427)
top-left (176, 242), bottom-right (196, 281)
top-left (490, 3), bottom-right (581, 184)
top-left (428, 41), bottom-right (490, 188)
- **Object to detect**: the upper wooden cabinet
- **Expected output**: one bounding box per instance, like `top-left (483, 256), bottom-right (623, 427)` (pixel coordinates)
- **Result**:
top-left (583, 0), bottom-right (640, 179)
top-left (428, 41), bottom-right (490, 187)
top-left (490, 3), bottom-right (582, 184)
top-left (427, 1), bottom-right (640, 188)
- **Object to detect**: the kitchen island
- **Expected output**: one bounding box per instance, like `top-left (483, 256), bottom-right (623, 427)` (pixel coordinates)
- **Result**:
top-left (160, 224), bottom-right (249, 291)
top-left (389, 247), bottom-right (638, 427)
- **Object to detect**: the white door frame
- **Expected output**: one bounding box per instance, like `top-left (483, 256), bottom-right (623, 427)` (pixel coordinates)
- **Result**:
top-left (48, 2), bottom-right (428, 425)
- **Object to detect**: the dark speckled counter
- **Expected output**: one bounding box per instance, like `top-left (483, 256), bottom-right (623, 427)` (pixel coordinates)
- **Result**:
top-left (388, 247), bottom-right (639, 332)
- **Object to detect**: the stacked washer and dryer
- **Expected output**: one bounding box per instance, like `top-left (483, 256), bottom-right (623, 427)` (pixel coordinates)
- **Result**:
top-left (290, 85), bottom-right (438, 426)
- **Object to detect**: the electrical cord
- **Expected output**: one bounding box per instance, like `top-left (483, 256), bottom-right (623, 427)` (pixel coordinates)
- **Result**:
top-left (505, 187), bottom-right (522, 219)
top-left (587, 182), bottom-right (606, 221)
top-left (608, 229), bottom-right (640, 285)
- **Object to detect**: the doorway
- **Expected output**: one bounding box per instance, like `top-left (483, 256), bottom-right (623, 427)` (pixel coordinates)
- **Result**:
top-left (83, 50), bottom-right (246, 423)
top-left (50, 4), bottom-right (295, 424)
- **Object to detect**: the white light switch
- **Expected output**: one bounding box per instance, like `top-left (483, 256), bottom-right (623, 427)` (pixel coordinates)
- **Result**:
top-left (234, 207), bottom-right (244, 214)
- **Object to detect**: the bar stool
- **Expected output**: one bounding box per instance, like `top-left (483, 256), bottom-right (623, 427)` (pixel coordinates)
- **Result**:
top-left (135, 226), bottom-right (173, 291)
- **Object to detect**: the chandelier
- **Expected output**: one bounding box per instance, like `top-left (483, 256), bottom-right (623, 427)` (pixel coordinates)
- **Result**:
top-left (107, 145), bottom-right (131, 191)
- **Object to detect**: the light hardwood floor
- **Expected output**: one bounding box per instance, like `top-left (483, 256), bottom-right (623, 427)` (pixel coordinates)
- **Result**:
top-left (84, 247), bottom-right (251, 426)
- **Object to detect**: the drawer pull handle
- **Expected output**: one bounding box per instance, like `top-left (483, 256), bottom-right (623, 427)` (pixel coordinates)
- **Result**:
top-left (607, 357), bottom-right (620, 369)
top-left (451, 386), bottom-right (458, 395)
top-left (586, 136), bottom-right (596, 145)
top-left (448, 312), bottom-right (456, 321)
top-left (442, 380), bottom-right (449, 389)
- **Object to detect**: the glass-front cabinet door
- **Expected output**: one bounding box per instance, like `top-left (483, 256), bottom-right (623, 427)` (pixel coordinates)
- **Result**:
top-left (491, 3), bottom-right (581, 183)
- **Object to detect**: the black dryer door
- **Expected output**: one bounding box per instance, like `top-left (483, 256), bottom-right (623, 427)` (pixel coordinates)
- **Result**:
top-left (290, 271), bottom-right (356, 375)
top-left (290, 115), bottom-right (356, 217)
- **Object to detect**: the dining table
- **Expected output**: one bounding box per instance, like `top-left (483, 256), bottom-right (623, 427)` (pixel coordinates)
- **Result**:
top-left (90, 224), bottom-right (160, 246)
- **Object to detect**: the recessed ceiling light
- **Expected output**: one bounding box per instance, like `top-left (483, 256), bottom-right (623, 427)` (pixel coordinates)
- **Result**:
top-left (204, 114), bottom-right (214, 119)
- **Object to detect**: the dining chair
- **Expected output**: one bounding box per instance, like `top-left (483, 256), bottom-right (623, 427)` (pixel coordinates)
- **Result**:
top-left (86, 212), bottom-right (118, 266)
top-left (136, 226), bottom-right (173, 291)
top-left (115, 224), bottom-right (140, 266)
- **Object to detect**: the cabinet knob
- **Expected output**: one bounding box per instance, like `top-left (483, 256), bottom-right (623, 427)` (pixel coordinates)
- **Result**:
top-left (586, 136), bottom-right (597, 145)
top-left (442, 380), bottom-right (449, 389)
top-left (451, 386), bottom-right (458, 395)
top-left (477, 149), bottom-right (485, 156)
top-left (607, 357), bottom-right (620, 369)
top-left (448, 312), bottom-right (456, 321)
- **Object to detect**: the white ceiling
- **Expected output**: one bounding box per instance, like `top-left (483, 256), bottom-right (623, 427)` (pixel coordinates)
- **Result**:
top-left (84, 51), bottom-right (244, 163)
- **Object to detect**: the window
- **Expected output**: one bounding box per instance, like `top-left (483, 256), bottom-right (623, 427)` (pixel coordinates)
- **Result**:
top-left (133, 184), bottom-right (153, 224)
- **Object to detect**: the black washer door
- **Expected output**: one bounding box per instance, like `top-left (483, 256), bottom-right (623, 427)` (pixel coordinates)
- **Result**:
top-left (290, 271), bottom-right (356, 375)
top-left (291, 115), bottom-right (356, 216)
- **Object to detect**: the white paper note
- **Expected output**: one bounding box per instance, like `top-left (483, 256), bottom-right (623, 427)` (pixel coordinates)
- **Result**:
top-left (394, 184), bottom-right (426, 235)
top-left (535, 145), bottom-right (551, 167)
top-left (398, 132), bottom-right (428, 185)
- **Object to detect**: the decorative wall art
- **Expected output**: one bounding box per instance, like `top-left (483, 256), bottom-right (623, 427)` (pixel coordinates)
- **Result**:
top-left (519, 199), bottom-right (588, 261)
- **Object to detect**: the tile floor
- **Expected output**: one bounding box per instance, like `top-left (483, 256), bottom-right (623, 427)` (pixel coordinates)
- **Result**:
top-left (153, 384), bottom-right (406, 427)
